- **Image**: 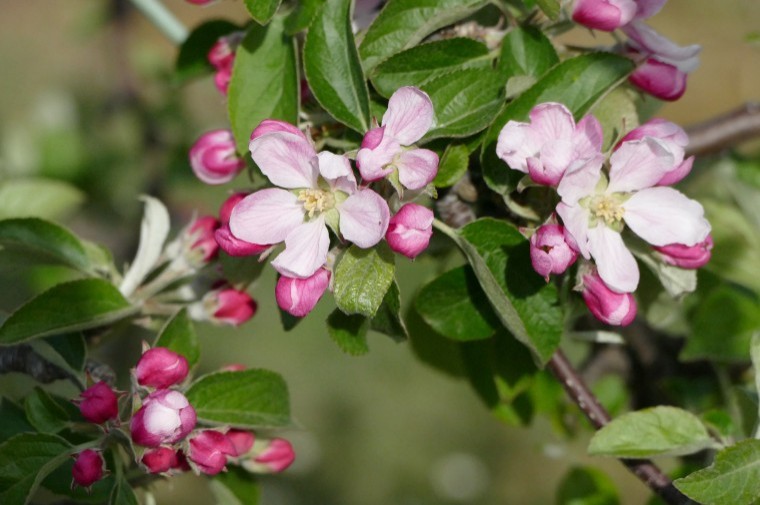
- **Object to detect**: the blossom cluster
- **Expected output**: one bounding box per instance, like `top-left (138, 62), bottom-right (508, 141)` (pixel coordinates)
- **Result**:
top-left (497, 102), bottom-right (711, 325)
top-left (69, 347), bottom-right (294, 489)
top-left (572, 0), bottom-right (700, 100)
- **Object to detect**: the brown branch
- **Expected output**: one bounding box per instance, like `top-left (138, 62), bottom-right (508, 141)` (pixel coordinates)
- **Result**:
top-left (0, 345), bottom-right (83, 389)
top-left (547, 350), bottom-right (695, 505)
top-left (685, 102), bottom-right (760, 156)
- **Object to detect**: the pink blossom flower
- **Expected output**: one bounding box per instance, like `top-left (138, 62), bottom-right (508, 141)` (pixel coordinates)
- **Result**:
top-left (188, 430), bottom-right (236, 475)
top-left (189, 130), bottom-right (246, 185)
top-left (199, 287), bottom-right (257, 326)
top-left (623, 22), bottom-right (701, 101)
top-left (208, 32), bottom-right (244, 95)
top-left (617, 118), bottom-right (694, 185)
top-left (581, 269), bottom-right (637, 326)
top-left (572, 0), bottom-right (637, 32)
top-left (276, 268), bottom-right (331, 317)
top-left (189, 216), bottom-right (221, 263)
top-left (385, 204), bottom-right (434, 259)
top-left (496, 102), bottom-right (604, 187)
top-left (356, 87), bottom-right (439, 191)
top-left (225, 429), bottom-right (255, 457)
top-left (653, 235), bottom-right (713, 269)
top-left (130, 390), bottom-right (197, 447)
top-left (72, 449), bottom-right (106, 489)
top-left (73, 381), bottom-right (119, 424)
top-left (529, 224), bottom-right (579, 281)
top-left (214, 192), bottom-right (269, 257)
top-left (229, 120), bottom-right (390, 279)
top-left (243, 438), bottom-right (295, 474)
top-left (141, 447), bottom-right (186, 474)
top-left (135, 347), bottom-right (190, 389)
top-left (556, 137), bottom-right (711, 293)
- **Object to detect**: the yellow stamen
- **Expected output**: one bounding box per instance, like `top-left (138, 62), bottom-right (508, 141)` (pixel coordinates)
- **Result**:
top-left (590, 195), bottom-right (625, 226)
top-left (297, 189), bottom-right (335, 218)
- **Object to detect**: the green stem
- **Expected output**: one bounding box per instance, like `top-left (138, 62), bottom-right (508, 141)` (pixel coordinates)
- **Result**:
top-left (129, 0), bottom-right (188, 44)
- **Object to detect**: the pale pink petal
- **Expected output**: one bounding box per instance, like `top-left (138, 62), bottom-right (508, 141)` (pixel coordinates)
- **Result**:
top-left (629, 58), bottom-right (688, 101)
top-left (317, 152), bottom-right (357, 194)
top-left (633, 0), bottom-right (667, 19)
top-left (496, 121), bottom-right (541, 173)
top-left (529, 139), bottom-right (575, 186)
top-left (356, 134), bottom-right (399, 181)
top-left (229, 189), bottom-right (304, 245)
top-left (214, 226), bottom-right (269, 257)
top-left (361, 126), bottom-right (385, 149)
top-left (249, 131), bottom-right (318, 189)
top-left (396, 148), bottom-right (439, 190)
top-left (623, 187), bottom-right (711, 246)
top-left (607, 137), bottom-right (674, 193)
top-left (338, 189), bottom-right (390, 248)
top-left (382, 87), bottom-right (434, 145)
top-left (657, 156), bottom-right (694, 186)
top-left (275, 269), bottom-right (331, 317)
top-left (272, 218), bottom-right (330, 279)
top-left (572, 0), bottom-right (637, 31)
top-left (556, 202), bottom-right (591, 258)
top-left (587, 224), bottom-right (639, 293)
top-left (556, 154), bottom-right (604, 205)
top-left (250, 119), bottom-right (307, 140)
top-left (529, 103), bottom-right (576, 142)
top-left (619, 118), bottom-right (688, 149)
top-left (573, 114), bottom-right (604, 158)
top-left (624, 22), bottom-right (701, 72)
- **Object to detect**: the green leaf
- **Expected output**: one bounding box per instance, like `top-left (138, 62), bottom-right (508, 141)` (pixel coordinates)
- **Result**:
top-left (556, 466), bottom-right (620, 505)
top-left (415, 266), bottom-right (499, 341)
top-left (303, 0), bottom-right (370, 133)
top-left (42, 333), bottom-right (86, 372)
top-left (211, 466), bottom-right (260, 505)
top-left (497, 26), bottom-right (558, 79)
top-left (175, 20), bottom-right (241, 84)
top-left (588, 406), bottom-right (715, 459)
top-left (359, 0), bottom-right (489, 73)
top-left (40, 461), bottom-right (115, 504)
top-left (434, 144), bottom-right (470, 187)
top-left (0, 279), bottom-right (137, 345)
top-left (24, 388), bottom-right (80, 434)
top-left (675, 439), bottom-right (760, 505)
top-left (0, 178), bottom-right (84, 221)
top-left (482, 53), bottom-right (634, 195)
top-left (371, 38), bottom-right (491, 98)
top-left (0, 218), bottom-right (92, 274)
top-left (228, 16), bottom-right (299, 154)
top-left (185, 370), bottom-right (290, 428)
top-left (536, 0), bottom-right (560, 19)
top-left (752, 333), bottom-right (760, 433)
top-left (327, 309), bottom-right (370, 355)
top-left (284, 0), bottom-right (325, 34)
top-left (109, 477), bottom-right (139, 505)
top-left (0, 432), bottom-right (74, 505)
top-left (243, 0), bottom-right (282, 25)
top-left (370, 281), bottom-right (407, 341)
top-left (0, 398), bottom-right (34, 444)
top-left (589, 86), bottom-right (639, 151)
top-left (155, 309), bottom-right (200, 368)
top-left (333, 243), bottom-right (395, 317)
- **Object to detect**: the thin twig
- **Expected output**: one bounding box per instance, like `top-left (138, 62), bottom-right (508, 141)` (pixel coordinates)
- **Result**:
top-left (685, 102), bottom-right (760, 156)
top-left (0, 345), bottom-right (84, 390)
top-left (547, 350), bottom-right (694, 505)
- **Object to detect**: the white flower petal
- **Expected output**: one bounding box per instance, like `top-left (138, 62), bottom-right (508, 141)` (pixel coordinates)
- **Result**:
top-left (271, 218), bottom-right (330, 279)
top-left (317, 151), bottom-right (356, 194)
top-left (339, 189), bottom-right (390, 248)
top-left (556, 202), bottom-right (591, 258)
top-left (396, 148), bottom-right (439, 190)
top-left (496, 121), bottom-right (541, 173)
top-left (608, 137), bottom-right (674, 193)
top-left (529, 102), bottom-right (576, 141)
top-left (623, 187), bottom-right (711, 246)
top-left (557, 154), bottom-right (604, 205)
top-left (382, 87), bottom-right (434, 145)
top-left (249, 131), bottom-right (318, 189)
top-left (229, 188), bottom-right (304, 245)
top-left (587, 225), bottom-right (639, 293)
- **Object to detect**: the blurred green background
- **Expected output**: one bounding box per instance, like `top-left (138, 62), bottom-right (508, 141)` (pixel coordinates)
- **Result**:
top-left (0, 1), bottom-right (758, 504)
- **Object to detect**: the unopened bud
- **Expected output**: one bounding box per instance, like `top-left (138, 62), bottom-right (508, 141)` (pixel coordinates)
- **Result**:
top-left (385, 204), bottom-right (434, 259)
top-left (72, 449), bottom-right (105, 489)
top-left (581, 270), bottom-right (637, 326)
top-left (130, 390), bottom-right (197, 447)
top-left (141, 447), bottom-right (186, 474)
top-left (275, 269), bottom-right (331, 317)
top-left (196, 287), bottom-right (257, 326)
top-left (135, 347), bottom-right (190, 389)
top-left (243, 438), bottom-right (295, 474)
top-left (73, 381), bottom-right (119, 425)
top-left (653, 236), bottom-right (713, 269)
top-left (189, 130), bottom-right (245, 185)
top-left (188, 430), bottom-right (236, 475)
top-left (225, 429), bottom-right (255, 457)
top-left (529, 224), bottom-right (579, 281)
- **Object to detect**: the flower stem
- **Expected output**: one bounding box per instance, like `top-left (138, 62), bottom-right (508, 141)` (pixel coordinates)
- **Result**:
top-left (129, 0), bottom-right (188, 44)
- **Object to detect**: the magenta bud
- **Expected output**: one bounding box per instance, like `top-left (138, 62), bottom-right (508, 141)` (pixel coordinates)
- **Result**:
top-left (385, 204), bottom-right (434, 259)
top-left (361, 126), bottom-right (386, 150)
top-left (219, 192), bottom-right (249, 224)
top-left (214, 67), bottom-right (233, 95)
top-left (214, 226), bottom-right (269, 257)
top-left (245, 438), bottom-right (295, 474)
top-left (141, 447), bottom-right (184, 474)
top-left (529, 224), bottom-right (579, 280)
top-left (188, 430), bottom-right (236, 475)
top-left (653, 236), bottom-right (713, 269)
top-left (207, 35), bottom-right (237, 70)
top-left (189, 130), bottom-right (245, 185)
top-left (189, 216), bottom-right (221, 263)
top-left (581, 271), bottom-right (637, 326)
top-left (135, 347), bottom-right (190, 389)
top-left (74, 381), bottom-right (119, 424)
top-left (225, 429), bottom-right (255, 457)
top-left (275, 269), bottom-right (331, 317)
top-left (628, 57), bottom-right (688, 101)
top-left (572, 0), bottom-right (637, 32)
top-left (201, 288), bottom-right (257, 326)
top-left (130, 390), bottom-right (197, 447)
top-left (72, 449), bottom-right (105, 489)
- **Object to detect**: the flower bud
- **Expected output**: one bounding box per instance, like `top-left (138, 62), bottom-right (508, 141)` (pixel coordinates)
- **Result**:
top-left (653, 236), bottom-right (713, 269)
top-left (73, 381), bottom-right (119, 424)
top-left (275, 269), bottom-right (331, 317)
top-left (130, 390), bottom-right (197, 447)
top-left (72, 449), bottom-right (105, 489)
top-left (188, 430), bottom-right (236, 475)
top-left (243, 438), bottom-right (295, 474)
top-left (135, 347), bottom-right (190, 389)
top-left (215, 193), bottom-right (270, 257)
top-left (529, 224), bottom-right (579, 281)
top-left (189, 130), bottom-right (245, 185)
top-left (141, 447), bottom-right (185, 474)
top-left (214, 67), bottom-right (233, 95)
top-left (198, 287), bottom-right (257, 326)
top-left (189, 216), bottom-right (221, 263)
top-left (572, 0), bottom-right (637, 32)
top-left (385, 204), bottom-right (434, 259)
top-left (207, 34), bottom-right (241, 70)
top-left (226, 429), bottom-right (255, 457)
top-left (581, 271), bottom-right (637, 326)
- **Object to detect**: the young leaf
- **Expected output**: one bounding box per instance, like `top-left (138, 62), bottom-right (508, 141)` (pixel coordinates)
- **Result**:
top-left (119, 196), bottom-right (170, 298)
top-left (0, 178), bottom-right (84, 221)
top-left (0, 398), bottom-right (34, 444)
top-left (42, 333), bottom-right (86, 372)
top-left (0, 218), bottom-right (92, 274)
top-left (434, 144), bottom-right (470, 188)
top-left (243, 0), bottom-right (282, 25)
top-left (415, 266), bottom-right (499, 341)
top-left (284, 0), bottom-right (325, 34)
top-left (0, 432), bottom-right (74, 505)
top-left (674, 439), bottom-right (760, 505)
top-left (359, 0), bottom-right (489, 72)
top-left (370, 281), bottom-right (408, 341)
top-left (303, 0), bottom-right (371, 133)
top-left (333, 243), bottom-right (395, 318)
top-left (175, 20), bottom-right (241, 84)
top-left (211, 466), bottom-right (261, 505)
top-left (0, 279), bottom-right (137, 345)
top-left (588, 406), bottom-right (715, 458)
top-left (24, 388), bottom-right (80, 434)
top-left (109, 477), bottom-right (139, 505)
top-left (536, 0), bottom-right (560, 19)
top-left (556, 466), bottom-right (620, 505)
top-left (497, 26), bottom-right (558, 79)
top-left (155, 309), bottom-right (201, 368)
top-left (185, 370), bottom-right (290, 428)
top-left (228, 16), bottom-right (299, 154)
top-left (327, 309), bottom-right (370, 355)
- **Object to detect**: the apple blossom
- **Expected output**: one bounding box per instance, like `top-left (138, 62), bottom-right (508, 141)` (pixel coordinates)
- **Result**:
top-left (188, 216), bottom-right (220, 263)
top-left (189, 130), bottom-right (245, 185)
top-left (229, 119), bottom-right (390, 279)
top-left (356, 87), bottom-right (439, 191)
top-left (141, 447), bottom-right (185, 474)
top-left (214, 192), bottom-right (269, 257)
top-left (276, 268), bottom-right (331, 317)
top-left (207, 32), bottom-right (244, 95)
top-left (617, 118), bottom-right (694, 185)
top-left (243, 438), bottom-right (295, 474)
top-left (529, 224), bottom-right (579, 281)
top-left (135, 347), bottom-right (190, 389)
top-left (195, 287), bottom-right (257, 326)
top-left (187, 430), bottom-right (236, 475)
top-left (385, 203), bottom-right (434, 259)
top-left (73, 381), bottom-right (119, 424)
top-left (572, 0), bottom-right (637, 32)
top-left (130, 390), bottom-right (197, 447)
top-left (72, 450), bottom-right (106, 489)
top-left (581, 269), bottom-right (637, 326)
top-left (225, 429), bottom-right (255, 457)
top-left (653, 235), bottom-right (713, 269)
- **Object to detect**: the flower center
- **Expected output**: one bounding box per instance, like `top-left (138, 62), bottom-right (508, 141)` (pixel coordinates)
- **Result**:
top-left (589, 194), bottom-right (625, 226)
top-left (298, 189), bottom-right (335, 218)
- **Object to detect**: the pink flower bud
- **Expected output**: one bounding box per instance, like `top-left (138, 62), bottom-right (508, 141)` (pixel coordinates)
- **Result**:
top-left (385, 204), bottom-right (434, 259)
top-left (581, 271), bottom-right (637, 326)
top-left (628, 57), bottom-right (688, 101)
top-left (245, 438), bottom-right (295, 474)
top-left (73, 381), bottom-right (119, 424)
top-left (141, 447), bottom-right (184, 474)
top-left (189, 216), bottom-right (221, 263)
top-left (219, 192), bottom-right (248, 224)
top-left (572, 0), bottom-right (637, 32)
top-left (617, 118), bottom-right (694, 185)
top-left (135, 347), bottom-right (190, 389)
top-left (189, 130), bottom-right (245, 185)
top-left (214, 67), bottom-right (233, 95)
top-left (215, 192), bottom-right (269, 257)
top-left (225, 429), bottom-right (255, 457)
top-left (275, 269), bottom-right (331, 317)
top-left (530, 224), bottom-right (579, 280)
top-left (130, 390), bottom-right (197, 447)
top-left (201, 288), bottom-right (257, 326)
top-left (188, 430), bottom-right (236, 475)
top-left (207, 34), bottom-right (240, 70)
top-left (72, 449), bottom-right (105, 489)
top-left (653, 235), bottom-right (713, 269)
